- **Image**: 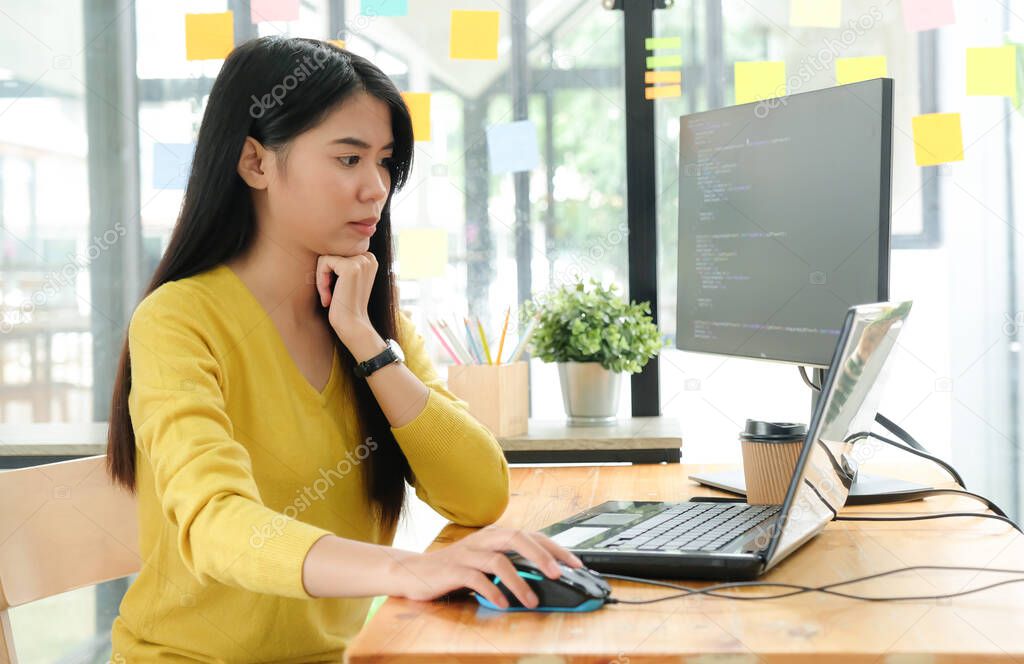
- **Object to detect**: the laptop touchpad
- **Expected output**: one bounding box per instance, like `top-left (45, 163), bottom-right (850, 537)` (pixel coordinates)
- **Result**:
top-left (580, 513), bottom-right (642, 526)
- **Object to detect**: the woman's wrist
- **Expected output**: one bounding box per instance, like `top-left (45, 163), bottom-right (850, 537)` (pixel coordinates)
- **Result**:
top-left (336, 322), bottom-right (387, 363)
top-left (380, 547), bottom-right (421, 598)
top-left (301, 534), bottom-right (418, 599)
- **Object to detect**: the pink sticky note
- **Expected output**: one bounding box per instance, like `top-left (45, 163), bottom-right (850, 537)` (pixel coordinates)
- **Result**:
top-left (901, 0), bottom-right (955, 32)
top-left (251, 0), bottom-right (300, 23)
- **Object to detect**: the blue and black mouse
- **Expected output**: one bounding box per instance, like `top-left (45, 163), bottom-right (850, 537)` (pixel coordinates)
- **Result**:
top-left (474, 552), bottom-right (612, 612)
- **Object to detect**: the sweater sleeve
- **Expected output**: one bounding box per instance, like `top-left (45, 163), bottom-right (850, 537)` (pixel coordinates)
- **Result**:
top-left (390, 311), bottom-right (511, 527)
top-left (127, 282), bottom-right (333, 599)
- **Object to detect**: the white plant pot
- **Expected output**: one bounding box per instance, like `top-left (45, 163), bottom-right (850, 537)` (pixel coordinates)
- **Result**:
top-left (557, 361), bottom-right (622, 426)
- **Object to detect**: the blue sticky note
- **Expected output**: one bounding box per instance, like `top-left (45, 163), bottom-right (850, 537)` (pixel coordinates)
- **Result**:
top-left (360, 0), bottom-right (408, 17)
top-left (486, 120), bottom-right (540, 175)
top-left (153, 143), bottom-right (195, 190)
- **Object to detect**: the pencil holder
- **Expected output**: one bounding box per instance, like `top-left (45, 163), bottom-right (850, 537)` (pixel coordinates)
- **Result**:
top-left (446, 362), bottom-right (528, 437)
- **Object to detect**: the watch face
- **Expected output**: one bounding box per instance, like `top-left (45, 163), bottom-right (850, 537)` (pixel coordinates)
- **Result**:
top-left (389, 339), bottom-right (405, 363)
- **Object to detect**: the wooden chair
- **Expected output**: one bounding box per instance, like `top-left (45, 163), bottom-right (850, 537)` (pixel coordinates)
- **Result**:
top-left (0, 455), bottom-right (139, 663)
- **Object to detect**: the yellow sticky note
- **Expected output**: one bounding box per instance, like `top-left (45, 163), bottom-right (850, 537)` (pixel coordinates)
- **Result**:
top-left (328, 39), bottom-right (346, 49)
top-left (185, 12), bottom-right (234, 61)
top-left (398, 228), bottom-right (448, 279)
top-left (966, 46), bottom-right (1017, 97)
top-left (911, 113), bottom-right (964, 167)
top-left (645, 85), bottom-right (682, 100)
top-left (790, 0), bottom-right (842, 28)
top-left (835, 55), bottom-right (887, 84)
top-left (734, 61), bottom-right (786, 104)
top-left (450, 10), bottom-right (499, 60)
top-left (645, 70), bottom-right (681, 84)
top-left (401, 92), bottom-right (431, 142)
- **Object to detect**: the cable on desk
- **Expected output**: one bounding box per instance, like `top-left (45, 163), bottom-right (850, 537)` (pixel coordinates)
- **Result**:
top-left (602, 565), bottom-right (1024, 604)
top-left (834, 511), bottom-right (1021, 534)
top-left (690, 491), bottom-right (1022, 532)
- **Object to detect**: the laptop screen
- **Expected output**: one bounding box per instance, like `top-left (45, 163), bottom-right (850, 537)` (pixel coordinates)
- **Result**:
top-left (762, 301), bottom-right (912, 569)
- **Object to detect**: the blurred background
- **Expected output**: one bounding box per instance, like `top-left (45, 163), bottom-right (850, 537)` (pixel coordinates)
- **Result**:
top-left (1, 0), bottom-right (1022, 660)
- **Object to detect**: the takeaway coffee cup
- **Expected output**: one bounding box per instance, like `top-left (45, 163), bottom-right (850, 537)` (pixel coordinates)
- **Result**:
top-left (739, 419), bottom-right (807, 505)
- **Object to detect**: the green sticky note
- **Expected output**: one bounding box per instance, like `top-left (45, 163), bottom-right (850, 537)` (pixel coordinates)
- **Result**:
top-left (645, 36), bottom-right (682, 51)
top-left (966, 46), bottom-right (1017, 97)
top-left (734, 61), bottom-right (786, 104)
top-left (836, 55), bottom-right (888, 84)
top-left (646, 54), bottom-right (683, 68)
top-left (912, 113), bottom-right (964, 167)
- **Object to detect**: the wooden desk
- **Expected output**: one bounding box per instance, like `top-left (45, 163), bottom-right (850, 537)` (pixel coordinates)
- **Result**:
top-left (346, 462), bottom-right (1024, 662)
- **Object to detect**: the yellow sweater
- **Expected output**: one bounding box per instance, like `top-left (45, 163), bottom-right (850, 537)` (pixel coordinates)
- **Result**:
top-left (110, 263), bottom-right (510, 662)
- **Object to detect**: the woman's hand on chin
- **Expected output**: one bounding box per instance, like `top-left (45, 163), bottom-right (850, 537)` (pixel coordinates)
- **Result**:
top-left (316, 252), bottom-right (377, 341)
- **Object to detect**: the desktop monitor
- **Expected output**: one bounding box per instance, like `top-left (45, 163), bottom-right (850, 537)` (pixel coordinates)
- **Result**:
top-left (675, 78), bottom-right (893, 369)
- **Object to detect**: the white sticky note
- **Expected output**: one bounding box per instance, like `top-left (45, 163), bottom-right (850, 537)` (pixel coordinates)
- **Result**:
top-left (790, 0), bottom-right (842, 28)
top-left (398, 228), bottom-right (448, 279)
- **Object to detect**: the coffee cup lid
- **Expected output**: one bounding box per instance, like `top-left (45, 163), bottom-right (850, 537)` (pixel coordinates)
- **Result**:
top-left (740, 419), bottom-right (807, 441)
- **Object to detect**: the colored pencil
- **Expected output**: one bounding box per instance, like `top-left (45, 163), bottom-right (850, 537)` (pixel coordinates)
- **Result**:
top-left (495, 306), bottom-right (511, 365)
top-left (463, 317), bottom-right (483, 363)
top-left (507, 314), bottom-right (539, 363)
top-left (428, 320), bottom-right (461, 364)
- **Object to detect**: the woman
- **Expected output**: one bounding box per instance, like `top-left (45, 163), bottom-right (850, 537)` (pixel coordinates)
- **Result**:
top-left (105, 36), bottom-right (581, 662)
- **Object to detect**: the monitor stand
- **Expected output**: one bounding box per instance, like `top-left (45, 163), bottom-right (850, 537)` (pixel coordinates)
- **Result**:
top-left (689, 367), bottom-right (934, 506)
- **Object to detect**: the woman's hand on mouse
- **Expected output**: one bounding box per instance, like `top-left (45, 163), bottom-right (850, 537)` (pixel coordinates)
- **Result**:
top-left (315, 253), bottom-right (377, 341)
top-left (385, 526), bottom-right (584, 609)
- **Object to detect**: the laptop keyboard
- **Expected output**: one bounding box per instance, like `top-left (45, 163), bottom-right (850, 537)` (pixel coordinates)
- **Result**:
top-left (593, 502), bottom-right (780, 553)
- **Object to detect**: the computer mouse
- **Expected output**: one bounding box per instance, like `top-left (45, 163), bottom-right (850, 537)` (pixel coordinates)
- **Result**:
top-left (473, 552), bottom-right (612, 612)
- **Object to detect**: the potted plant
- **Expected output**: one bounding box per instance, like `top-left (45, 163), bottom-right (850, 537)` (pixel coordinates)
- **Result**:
top-left (521, 277), bottom-right (664, 425)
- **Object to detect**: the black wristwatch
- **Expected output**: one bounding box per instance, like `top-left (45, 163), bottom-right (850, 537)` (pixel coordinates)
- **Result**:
top-left (353, 338), bottom-right (404, 378)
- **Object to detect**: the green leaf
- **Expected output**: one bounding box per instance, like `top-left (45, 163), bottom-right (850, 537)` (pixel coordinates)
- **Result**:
top-left (524, 276), bottom-right (662, 374)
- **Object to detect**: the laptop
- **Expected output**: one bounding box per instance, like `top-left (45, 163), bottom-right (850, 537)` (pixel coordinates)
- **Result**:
top-left (539, 301), bottom-right (913, 580)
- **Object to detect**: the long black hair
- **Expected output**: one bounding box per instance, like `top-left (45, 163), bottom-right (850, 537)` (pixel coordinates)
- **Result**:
top-left (106, 36), bottom-right (415, 534)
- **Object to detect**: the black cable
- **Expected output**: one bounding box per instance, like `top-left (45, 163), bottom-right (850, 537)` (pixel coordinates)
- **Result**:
top-left (603, 565), bottom-right (1024, 604)
top-left (874, 412), bottom-right (928, 452)
top-left (868, 432), bottom-right (966, 488)
top-left (798, 364), bottom-right (821, 391)
top-left (797, 366), bottom-right (966, 489)
top-left (693, 490), bottom-right (1021, 532)
top-left (847, 487), bottom-right (1007, 517)
top-left (835, 511), bottom-right (1021, 533)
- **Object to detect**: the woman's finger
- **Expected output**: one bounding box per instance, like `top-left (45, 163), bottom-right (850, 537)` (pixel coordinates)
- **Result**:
top-left (473, 550), bottom-right (537, 609)
top-left (479, 528), bottom-right (561, 579)
top-left (461, 569), bottom-right (509, 609)
top-left (529, 532), bottom-right (585, 568)
top-left (316, 255), bottom-right (341, 306)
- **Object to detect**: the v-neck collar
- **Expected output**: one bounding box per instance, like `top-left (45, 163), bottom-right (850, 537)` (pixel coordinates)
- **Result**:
top-left (216, 263), bottom-right (340, 406)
